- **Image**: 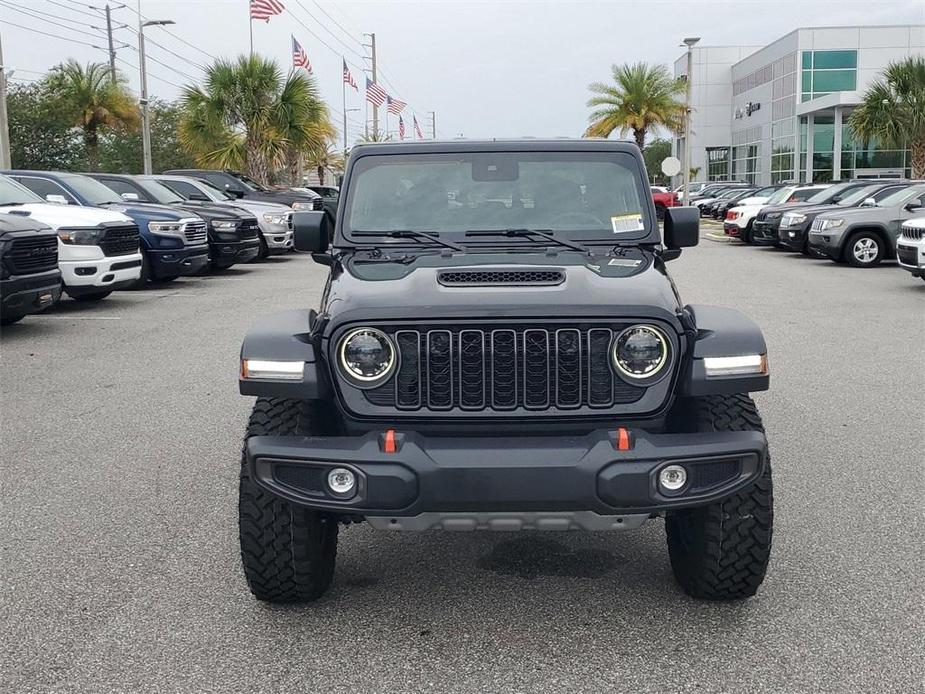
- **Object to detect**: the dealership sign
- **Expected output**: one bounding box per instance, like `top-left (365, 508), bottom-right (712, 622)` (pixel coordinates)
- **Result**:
top-left (734, 102), bottom-right (761, 119)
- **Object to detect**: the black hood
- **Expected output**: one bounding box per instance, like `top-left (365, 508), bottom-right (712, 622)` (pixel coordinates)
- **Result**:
top-left (243, 190), bottom-right (317, 207)
top-left (320, 248), bottom-right (684, 331)
top-left (169, 201), bottom-right (255, 222)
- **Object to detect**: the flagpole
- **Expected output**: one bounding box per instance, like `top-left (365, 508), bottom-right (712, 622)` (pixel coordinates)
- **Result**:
top-left (248, 3), bottom-right (253, 56)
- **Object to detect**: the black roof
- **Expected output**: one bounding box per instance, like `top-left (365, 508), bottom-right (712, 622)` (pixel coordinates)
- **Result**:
top-left (350, 139), bottom-right (642, 155)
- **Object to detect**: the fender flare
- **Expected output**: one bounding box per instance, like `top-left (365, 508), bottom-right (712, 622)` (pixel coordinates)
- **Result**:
top-left (681, 304), bottom-right (769, 396)
top-left (238, 309), bottom-right (330, 399)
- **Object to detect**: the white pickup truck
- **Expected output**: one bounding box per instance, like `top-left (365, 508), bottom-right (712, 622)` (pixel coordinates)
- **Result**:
top-left (0, 175), bottom-right (142, 301)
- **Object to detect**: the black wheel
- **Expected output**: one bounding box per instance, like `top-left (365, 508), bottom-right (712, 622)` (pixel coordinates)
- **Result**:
top-left (132, 254), bottom-right (152, 288)
top-left (239, 397), bottom-right (338, 603)
top-left (665, 394), bottom-right (773, 601)
top-left (69, 290), bottom-right (112, 302)
top-left (1, 313), bottom-right (24, 326)
top-left (844, 231), bottom-right (884, 267)
top-left (257, 235), bottom-right (269, 259)
top-left (740, 221), bottom-right (754, 245)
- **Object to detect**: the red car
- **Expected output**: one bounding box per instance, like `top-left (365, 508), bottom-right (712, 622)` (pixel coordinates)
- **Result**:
top-left (651, 187), bottom-right (680, 220)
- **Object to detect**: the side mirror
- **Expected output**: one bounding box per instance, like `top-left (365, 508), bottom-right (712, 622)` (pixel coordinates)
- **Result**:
top-left (189, 193), bottom-right (210, 202)
top-left (121, 192), bottom-right (140, 202)
top-left (292, 210), bottom-right (331, 253)
top-left (226, 185), bottom-right (245, 199)
top-left (45, 194), bottom-right (69, 205)
top-left (860, 197), bottom-right (877, 207)
top-left (663, 206), bottom-right (699, 255)
top-left (904, 202), bottom-right (922, 212)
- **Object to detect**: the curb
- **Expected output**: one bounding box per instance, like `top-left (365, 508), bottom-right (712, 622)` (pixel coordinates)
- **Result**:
top-left (704, 231), bottom-right (734, 243)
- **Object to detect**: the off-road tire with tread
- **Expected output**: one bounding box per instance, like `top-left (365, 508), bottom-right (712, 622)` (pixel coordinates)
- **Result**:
top-left (239, 397), bottom-right (338, 603)
top-left (665, 393), bottom-right (773, 600)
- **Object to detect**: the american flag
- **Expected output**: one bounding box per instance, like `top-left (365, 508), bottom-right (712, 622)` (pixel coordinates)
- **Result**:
top-left (365, 77), bottom-right (387, 106)
top-left (413, 115), bottom-right (425, 139)
top-left (398, 116), bottom-right (406, 140)
top-left (386, 95), bottom-right (406, 115)
top-left (343, 59), bottom-right (357, 91)
top-left (291, 36), bottom-right (312, 73)
top-left (250, 0), bottom-right (284, 21)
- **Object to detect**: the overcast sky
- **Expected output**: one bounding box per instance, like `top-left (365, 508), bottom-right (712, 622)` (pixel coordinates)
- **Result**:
top-left (3, 0), bottom-right (924, 143)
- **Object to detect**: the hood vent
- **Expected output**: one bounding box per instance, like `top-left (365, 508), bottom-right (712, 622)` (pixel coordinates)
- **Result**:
top-left (437, 268), bottom-right (565, 287)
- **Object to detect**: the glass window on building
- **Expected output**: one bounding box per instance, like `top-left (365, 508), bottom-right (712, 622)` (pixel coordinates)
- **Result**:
top-left (707, 147), bottom-right (731, 181)
top-left (840, 118), bottom-right (909, 178)
top-left (801, 50), bottom-right (857, 102)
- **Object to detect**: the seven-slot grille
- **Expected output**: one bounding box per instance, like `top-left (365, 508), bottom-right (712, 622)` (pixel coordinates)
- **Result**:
top-left (7, 235), bottom-right (58, 274)
top-left (99, 224), bottom-right (140, 257)
top-left (239, 218), bottom-right (259, 239)
top-left (183, 220), bottom-right (208, 245)
top-left (358, 324), bottom-right (647, 412)
top-left (811, 218), bottom-right (825, 232)
top-left (901, 226), bottom-right (923, 241)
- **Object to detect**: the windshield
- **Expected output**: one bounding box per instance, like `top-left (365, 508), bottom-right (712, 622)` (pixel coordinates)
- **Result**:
top-left (65, 174), bottom-right (122, 205)
top-left (139, 179), bottom-right (185, 204)
top-left (0, 175), bottom-right (44, 205)
top-left (233, 173), bottom-right (263, 192)
top-left (752, 186), bottom-right (780, 197)
top-left (344, 151), bottom-right (651, 242)
top-left (837, 185), bottom-right (881, 207)
top-left (766, 188), bottom-right (793, 205)
top-left (877, 185), bottom-right (923, 207)
top-left (197, 180), bottom-right (232, 200)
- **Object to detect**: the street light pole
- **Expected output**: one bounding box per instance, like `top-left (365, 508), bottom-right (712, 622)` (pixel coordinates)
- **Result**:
top-left (138, 13), bottom-right (175, 174)
top-left (682, 37), bottom-right (700, 206)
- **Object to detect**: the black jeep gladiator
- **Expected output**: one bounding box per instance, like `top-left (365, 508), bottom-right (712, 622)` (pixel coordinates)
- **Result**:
top-left (237, 140), bottom-right (773, 602)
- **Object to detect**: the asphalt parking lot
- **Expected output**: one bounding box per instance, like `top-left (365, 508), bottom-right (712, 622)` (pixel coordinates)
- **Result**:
top-left (2, 238), bottom-right (923, 693)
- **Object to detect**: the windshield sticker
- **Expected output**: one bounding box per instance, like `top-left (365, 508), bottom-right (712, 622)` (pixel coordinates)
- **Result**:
top-left (607, 258), bottom-right (643, 267)
top-left (611, 214), bottom-right (644, 234)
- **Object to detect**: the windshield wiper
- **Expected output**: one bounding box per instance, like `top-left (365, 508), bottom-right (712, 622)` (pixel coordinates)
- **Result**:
top-left (354, 229), bottom-right (467, 252)
top-left (0, 202), bottom-right (25, 207)
top-left (465, 228), bottom-right (589, 253)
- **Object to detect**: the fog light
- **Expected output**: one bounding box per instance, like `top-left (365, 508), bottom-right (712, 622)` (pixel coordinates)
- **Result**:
top-left (327, 467), bottom-right (356, 497)
top-left (659, 465), bottom-right (687, 492)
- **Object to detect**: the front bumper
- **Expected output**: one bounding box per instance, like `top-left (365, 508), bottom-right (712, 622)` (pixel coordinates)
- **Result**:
top-left (148, 244), bottom-right (210, 279)
top-left (60, 252), bottom-right (143, 289)
top-left (0, 269), bottom-right (62, 317)
top-left (752, 219), bottom-right (781, 245)
top-left (808, 229), bottom-right (844, 259)
top-left (778, 224), bottom-right (809, 251)
top-left (897, 241), bottom-right (925, 277)
top-left (245, 428), bottom-right (768, 520)
top-left (723, 221), bottom-right (743, 236)
top-left (260, 225), bottom-right (293, 253)
top-left (210, 238), bottom-right (261, 268)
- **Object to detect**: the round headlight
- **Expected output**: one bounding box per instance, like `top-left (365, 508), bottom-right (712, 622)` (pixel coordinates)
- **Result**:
top-left (338, 327), bottom-right (396, 384)
top-left (612, 325), bottom-right (669, 380)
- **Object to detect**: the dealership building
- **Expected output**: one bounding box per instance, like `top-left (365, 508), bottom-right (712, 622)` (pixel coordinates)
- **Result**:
top-left (673, 25), bottom-right (925, 185)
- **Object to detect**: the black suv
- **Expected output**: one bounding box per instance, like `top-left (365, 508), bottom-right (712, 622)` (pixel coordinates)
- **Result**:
top-left (0, 215), bottom-right (61, 325)
top-left (88, 174), bottom-right (261, 269)
top-left (236, 140), bottom-right (773, 603)
top-left (164, 169), bottom-right (323, 211)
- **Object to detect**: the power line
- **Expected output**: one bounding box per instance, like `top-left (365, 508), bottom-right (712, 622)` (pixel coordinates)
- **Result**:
top-left (115, 56), bottom-right (182, 90)
top-left (123, 45), bottom-right (199, 84)
top-left (0, 19), bottom-right (108, 50)
top-left (117, 23), bottom-right (205, 72)
top-left (0, 1), bottom-right (112, 41)
top-left (47, 0), bottom-right (105, 19)
top-left (284, 7), bottom-right (365, 74)
top-left (291, 0), bottom-right (363, 60)
top-left (310, 1), bottom-right (363, 51)
top-left (112, 2), bottom-right (218, 63)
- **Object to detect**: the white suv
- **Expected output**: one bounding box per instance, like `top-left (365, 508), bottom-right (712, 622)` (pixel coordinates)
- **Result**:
top-left (725, 184), bottom-right (829, 244)
top-left (0, 175), bottom-right (141, 301)
top-left (897, 217), bottom-right (925, 283)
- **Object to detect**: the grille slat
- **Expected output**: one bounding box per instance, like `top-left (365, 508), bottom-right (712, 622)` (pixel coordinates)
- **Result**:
top-left (239, 219), bottom-right (259, 239)
top-left (8, 235), bottom-right (58, 273)
top-left (900, 226), bottom-right (923, 241)
top-left (99, 224), bottom-right (140, 257)
top-left (361, 324), bottom-right (647, 413)
top-left (183, 220), bottom-right (208, 245)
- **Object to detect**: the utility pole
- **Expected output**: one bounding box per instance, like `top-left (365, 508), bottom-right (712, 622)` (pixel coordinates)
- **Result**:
top-left (105, 5), bottom-right (117, 82)
top-left (0, 29), bottom-right (10, 169)
top-left (429, 110), bottom-right (436, 140)
top-left (363, 33), bottom-right (378, 139)
top-left (682, 37), bottom-right (700, 205)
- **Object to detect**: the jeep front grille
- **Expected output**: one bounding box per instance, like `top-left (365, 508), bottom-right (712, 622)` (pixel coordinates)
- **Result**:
top-left (901, 226), bottom-right (923, 241)
top-left (183, 220), bottom-right (208, 245)
top-left (99, 224), bottom-right (140, 257)
top-left (437, 269), bottom-right (565, 286)
top-left (8, 235), bottom-right (58, 273)
top-left (358, 324), bottom-right (646, 412)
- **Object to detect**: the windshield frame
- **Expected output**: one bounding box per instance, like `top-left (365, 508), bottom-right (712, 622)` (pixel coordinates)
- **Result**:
top-left (0, 175), bottom-right (45, 205)
top-left (338, 149), bottom-right (659, 247)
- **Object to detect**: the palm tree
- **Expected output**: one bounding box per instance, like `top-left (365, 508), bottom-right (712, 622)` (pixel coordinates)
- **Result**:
top-left (275, 75), bottom-right (335, 186)
top-left (849, 56), bottom-right (925, 179)
top-left (45, 60), bottom-right (140, 170)
top-left (305, 143), bottom-right (345, 186)
top-left (585, 62), bottom-right (686, 149)
top-left (178, 54), bottom-right (333, 185)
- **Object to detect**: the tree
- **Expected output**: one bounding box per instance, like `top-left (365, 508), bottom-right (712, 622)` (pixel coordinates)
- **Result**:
top-left (585, 62), bottom-right (685, 149)
top-left (179, 54), bottom-right (333, 185)
top-left (98, 100), bottom-right (198, 173)
top-left (8, 83), bottom-right (85, 171)
top-left (642, 138), bottom-right (672, 184)
top-left (849, 56), bottom-right (925, 179)
top-left (276, 75), bottom-right (335, 186)
top-left (45, 60), bottom-right (140, 170)
top-left (304, 143), bottom-right (345, 186)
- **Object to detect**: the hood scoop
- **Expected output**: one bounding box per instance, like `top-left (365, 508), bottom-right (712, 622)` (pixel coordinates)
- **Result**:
top-left (437, 267), bottom-right (565, 287)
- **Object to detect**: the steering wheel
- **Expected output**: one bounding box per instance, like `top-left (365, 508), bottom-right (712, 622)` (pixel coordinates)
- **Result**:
top-left (548, 211), bottom-right (607, 227)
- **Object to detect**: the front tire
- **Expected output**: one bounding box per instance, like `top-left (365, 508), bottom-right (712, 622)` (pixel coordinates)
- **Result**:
top-left (665, 394), bottom-right (773, 600)
top-left (239, 397), bottom-right (338, 603)
top-left (740, 221), bottom-right (754, 245)
top-left (845, 231), bottom-right (884, 267)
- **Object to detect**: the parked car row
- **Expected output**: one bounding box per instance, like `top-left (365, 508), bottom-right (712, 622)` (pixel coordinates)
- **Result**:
top-left (0, 169), bottom-right (338, 325)
top-left (705, 177), bottom-right (925, 281)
